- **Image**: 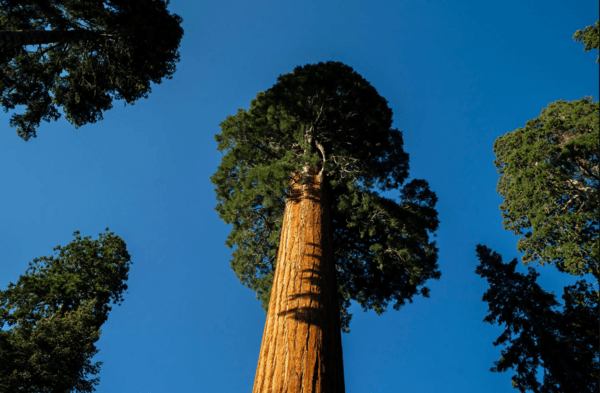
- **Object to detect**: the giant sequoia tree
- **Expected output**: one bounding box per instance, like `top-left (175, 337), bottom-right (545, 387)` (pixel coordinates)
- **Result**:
top-left (211, 62), bottom-right (440, 391)
top-left (0, 0), bottom-right (183, 140)
top-left (0, 230), bottom-right (132, 392)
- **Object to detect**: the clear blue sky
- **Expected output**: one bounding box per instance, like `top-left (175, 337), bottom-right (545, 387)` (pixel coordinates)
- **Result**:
top-left (1, 0), bottom-right (598, 391)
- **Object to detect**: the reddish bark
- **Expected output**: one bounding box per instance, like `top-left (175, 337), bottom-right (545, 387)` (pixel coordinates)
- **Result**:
top-left (253, 168), bottom-right (345, 392)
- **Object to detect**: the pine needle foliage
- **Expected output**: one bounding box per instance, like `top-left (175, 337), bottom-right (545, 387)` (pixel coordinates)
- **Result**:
top-left (0, 0), bottom-right (184, 140)
top-left (211, 62), bottom-right (440, 332)
top-left (0, 230), bottom-right (132, 392)
top-left (475, 245), bottom-right (598, 393)
top-left (573, 20), bottom-right (599, 63)
top-left (493, 97), bottom-right (599, 278)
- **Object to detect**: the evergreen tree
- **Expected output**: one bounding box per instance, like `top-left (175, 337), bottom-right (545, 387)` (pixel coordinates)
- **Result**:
top-left (0, 0), bottom-right (184, 141)
top-left (493, 97), bottom-right (599, 279)
top-left (477, 22), bottom-right (599, 392)
top-left (475, 245), bottom-right (598, 393)
top-left (0, 230), bottom-right (132, 392)
top-left (211, 61), bottom-right (440, 391)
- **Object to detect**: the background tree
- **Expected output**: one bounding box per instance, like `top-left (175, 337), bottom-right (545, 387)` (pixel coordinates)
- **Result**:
top-left (0, 0), bottom-right (184, 141)
top-left (477, 21), bottom-right (599, 393)
top-left (475, 245), bottom-right (598, 393)
top-left (0, 230), bottom-right (132, 392)
top-left (493, 96), bottom-right (599, 279)
top-left (211, 61), bottom-right (439, 391)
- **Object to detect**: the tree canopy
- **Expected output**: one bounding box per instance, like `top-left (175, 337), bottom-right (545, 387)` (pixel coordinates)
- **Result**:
top-left (0, 0), bottom-right (184, 140)
top-left (475, 245), bottom-right (598, 393)
top-left (0, 230), bottom-right (132, 392)
top-left (493, 97), bottom-right (599, 278)
top-left (477, 22), bottom-right (600, 392)
top-left (211, 61), bottom-right (440, 331)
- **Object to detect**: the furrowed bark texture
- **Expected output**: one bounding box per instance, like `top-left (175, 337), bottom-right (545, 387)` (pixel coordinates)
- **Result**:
top-left (0, 30), bottom-right (101, 47)
top-left (253, 168), bottom-right (345, 392)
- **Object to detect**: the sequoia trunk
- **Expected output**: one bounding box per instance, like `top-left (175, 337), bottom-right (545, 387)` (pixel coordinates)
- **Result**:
top-left (0, 30), bottom-right (102, 47)
top-left (253, 168), bottom-right (345, 392)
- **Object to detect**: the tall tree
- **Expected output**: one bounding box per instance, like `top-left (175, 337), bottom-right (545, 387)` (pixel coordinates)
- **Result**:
top-left (475, 245), bottom-right (598, 393)
top-left (493, 97), bottom-right (599, 279)
top-left (0, 230), bottom-right (132, 392)
top-left (211, 61), bottom-right (440, 391)
top-left (477, 22), bottom-right (600, 392)
top-left (0, 0), bottom-right (184, 141)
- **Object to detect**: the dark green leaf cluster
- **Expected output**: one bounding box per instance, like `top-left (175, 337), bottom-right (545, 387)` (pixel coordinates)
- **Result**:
top-left (0, 230), bottom-right (132, 392)
top-left (211, 62), bottom-right (440, 332)
top-left (0, 300), bottom-right (102, 393)
top-left (573, 20), bottom-right (599, 63)
top-left (493, 97), bottom-right (599, 278)
top-left (1, 0), bottom-right (184, 140)
top-left (475, 245), bottom-right (598, 393)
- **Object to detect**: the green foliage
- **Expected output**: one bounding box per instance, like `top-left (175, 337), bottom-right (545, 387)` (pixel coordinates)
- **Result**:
top-left (211, 61), bottom-right (440, 332)
top-left (493, 97), bottom-right (599, 278)
top-left (573, 20), bottom-right (599, 62)
top-left (475, 245), bottom-right (598, 393)
top-left (0, 0), bottom-right (184, 140)
top-left (478, 24), bottom-right (599, 392)
top-left (0, 230), bottom-right (132, 392)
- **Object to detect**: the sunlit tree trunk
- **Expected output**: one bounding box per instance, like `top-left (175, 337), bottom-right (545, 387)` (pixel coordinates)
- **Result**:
top-left (0, 30), bottom-right (101, 47)
top-left (253, 167), bottom-right (345, 392)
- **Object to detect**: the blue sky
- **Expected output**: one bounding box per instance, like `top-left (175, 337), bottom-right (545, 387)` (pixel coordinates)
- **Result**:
top-left (1, 0), bottom-right (598, 391)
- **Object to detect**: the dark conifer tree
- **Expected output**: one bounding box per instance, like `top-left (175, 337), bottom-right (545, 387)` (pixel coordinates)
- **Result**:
top-left (0, 0), bottom-right (183, 140)
top-left (211, 61), bottom-right (440, 391)
top-left (475, 245), bottom-right (598, 393)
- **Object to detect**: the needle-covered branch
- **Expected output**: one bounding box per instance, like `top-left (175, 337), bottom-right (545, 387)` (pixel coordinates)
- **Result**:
top-left (573, 20), bottom-right (599, 62)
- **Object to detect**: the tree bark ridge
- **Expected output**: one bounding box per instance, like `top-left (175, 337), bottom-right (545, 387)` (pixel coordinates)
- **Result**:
top-left (253, 168), bottom-right (345, 392)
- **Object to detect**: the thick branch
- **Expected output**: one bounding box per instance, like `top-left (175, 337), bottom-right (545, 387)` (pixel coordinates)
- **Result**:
top-left (315, 137), bottom-right (327, 176)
